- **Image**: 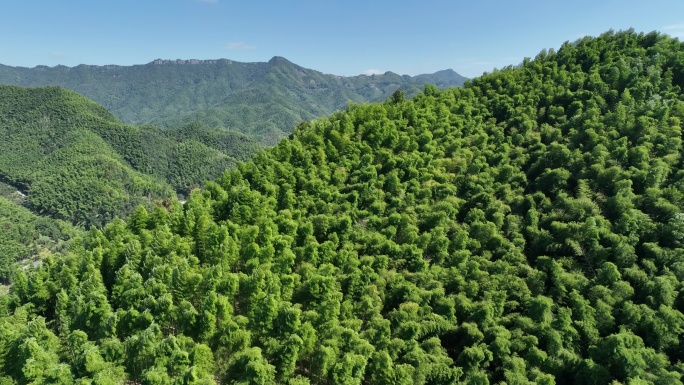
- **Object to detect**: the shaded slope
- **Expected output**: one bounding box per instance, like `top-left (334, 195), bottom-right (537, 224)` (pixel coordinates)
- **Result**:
top-left (0, 86), bottom-right (170, 226)
top-left (0, 196), bottom-right (80, 282)
top-left (2, 30), bottom-right (684, 384)
top-left (0, 86), bottom-right (258, 226)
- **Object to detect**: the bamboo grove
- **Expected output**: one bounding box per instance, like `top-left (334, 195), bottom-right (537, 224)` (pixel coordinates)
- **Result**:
top-left (2, 30), bottom-right (684, 384)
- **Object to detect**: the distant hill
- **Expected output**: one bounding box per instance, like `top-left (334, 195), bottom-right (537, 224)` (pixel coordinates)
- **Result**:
top-left (0, 85), bottom-right (259, 227)
top-left (0, 57), bottom-right (467, 145)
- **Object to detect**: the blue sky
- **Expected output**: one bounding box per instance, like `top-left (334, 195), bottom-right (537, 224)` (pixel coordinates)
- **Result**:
top-left (1, 0), bottom-right (684, 78)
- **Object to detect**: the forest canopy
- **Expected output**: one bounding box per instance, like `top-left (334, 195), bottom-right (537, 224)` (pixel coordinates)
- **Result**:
top-left (0, 85), bottom-right (259, 228)
top-left (2, 29), bottom-right (684, 384)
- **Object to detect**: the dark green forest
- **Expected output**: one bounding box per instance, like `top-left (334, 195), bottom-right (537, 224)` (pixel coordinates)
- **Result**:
top-left (0, 85), bottom-right (259, 227)
top-left (0, 58), bottom-right (466, 145)
top-left (0, 195), bottom-right (80, 283)
top-left (2, 30), bottom-right (684, 384)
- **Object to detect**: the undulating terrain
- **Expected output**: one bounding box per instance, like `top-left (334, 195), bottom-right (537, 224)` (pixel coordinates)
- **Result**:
top-left (1, 30), bottom-right (684, 384)
top-left (0, 57), bottom-right (467, 145)
top-left (0, 85), bottom-right (261, 227)
top-left (0, 58), bottom-right (464, 278)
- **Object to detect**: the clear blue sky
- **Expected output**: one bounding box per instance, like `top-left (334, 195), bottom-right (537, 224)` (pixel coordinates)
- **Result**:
top-left (2, 0), bottom-right (684, 78)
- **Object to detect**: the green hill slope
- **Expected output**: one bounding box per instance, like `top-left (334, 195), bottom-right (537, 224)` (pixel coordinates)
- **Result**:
top-left (0, 85), bottom-right (259, 227)
top-left (0, 195), bottom-right (80, 283)
top-left (0, 57), bottom-right (467, 145)
top-left (2, 30), bottom-right (684, 384)
top-left (0, 85), bottom-right (170, 227)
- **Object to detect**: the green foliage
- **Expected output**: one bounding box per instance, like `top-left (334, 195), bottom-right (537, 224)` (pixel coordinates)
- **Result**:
top-left (0, 85), bottom-right (260, 228)
top-left (2, 29), bottom-right (684, 384)
top-left (0, 57), bottom-right (467, 145)
top-left (0, 196), bottom-right (79, 282)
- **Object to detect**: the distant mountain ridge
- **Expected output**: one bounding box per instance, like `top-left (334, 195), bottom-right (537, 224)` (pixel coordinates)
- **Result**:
top-left (0, 57), bottom-right (467, 144)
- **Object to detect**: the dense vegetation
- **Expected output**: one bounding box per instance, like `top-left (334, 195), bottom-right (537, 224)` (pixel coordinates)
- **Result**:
top-left (0, 85), bottom-right (167, 227)
top-left (0, 195), bottom-right (79, 282)
top-left (0, 57), bottom-right (467, 145)
top-left (2, 29), bottom-right (684, 384)
top-left (0, 85), bottom-right (259, 228)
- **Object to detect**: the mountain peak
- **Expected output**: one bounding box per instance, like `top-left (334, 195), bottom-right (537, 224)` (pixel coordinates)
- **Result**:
top-left (268, 56), bottom-right (293, 66)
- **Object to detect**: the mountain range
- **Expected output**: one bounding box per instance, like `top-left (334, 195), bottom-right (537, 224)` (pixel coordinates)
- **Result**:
top-left (0, 57), bottom-right (467, 145)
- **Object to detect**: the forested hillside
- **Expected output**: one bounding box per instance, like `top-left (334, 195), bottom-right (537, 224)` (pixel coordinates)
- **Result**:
top-left (0, 195), bottom-right (80, 283)
top-left (0, 85), bottom-right (259, 228)
top-left (2, 29), bottom-right (684, 384)
top-left (0, 57), bottom-right (467, 145)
